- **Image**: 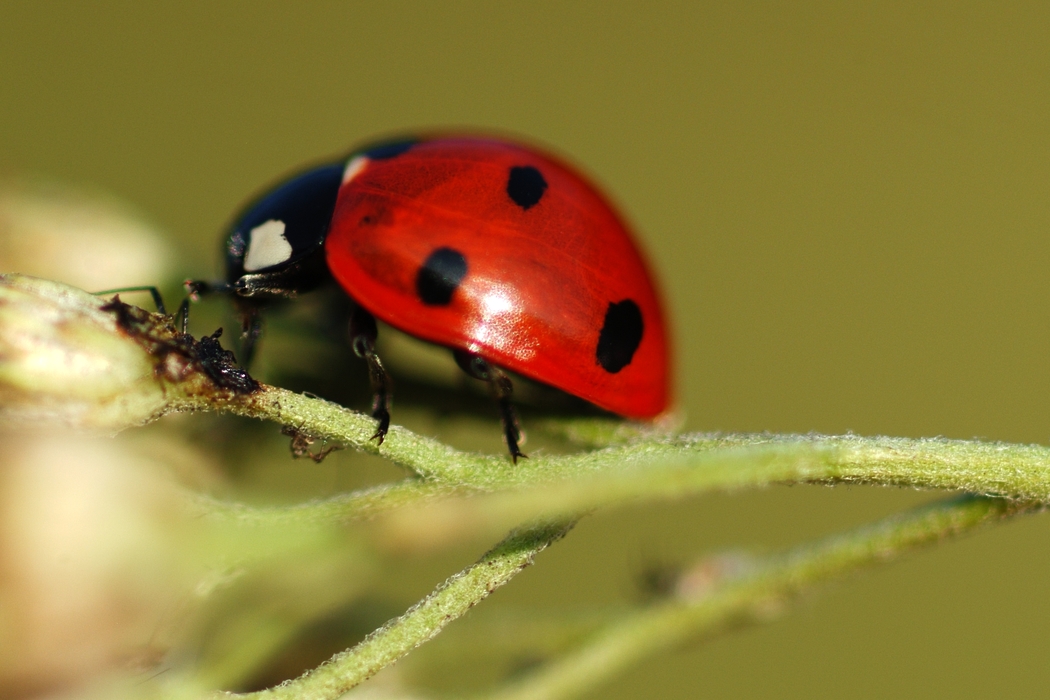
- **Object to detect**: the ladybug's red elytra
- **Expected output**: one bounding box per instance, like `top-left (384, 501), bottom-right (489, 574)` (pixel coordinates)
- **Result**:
top-left (190, 136), bottom-right (671, 461)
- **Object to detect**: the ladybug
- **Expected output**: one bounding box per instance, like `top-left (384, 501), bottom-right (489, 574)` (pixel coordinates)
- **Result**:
top-left (190, 136), bottom-right (671, 460)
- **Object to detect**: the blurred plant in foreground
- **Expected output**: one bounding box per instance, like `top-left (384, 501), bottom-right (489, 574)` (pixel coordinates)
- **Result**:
top-left (0, 179), bottom-right (171, 292)
top-left (0, 185), bottom-right (1047, 700)
top-left (0, 274), bottom-right (170, 428)
top-left (0, 430), bottom-right (199, 695)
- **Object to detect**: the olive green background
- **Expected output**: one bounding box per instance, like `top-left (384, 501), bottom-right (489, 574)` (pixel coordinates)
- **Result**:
top-left (3, 2), bottom-right (1050, 698)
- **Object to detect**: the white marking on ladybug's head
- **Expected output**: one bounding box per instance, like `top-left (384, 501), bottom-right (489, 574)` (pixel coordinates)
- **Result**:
top-left (243, 219), bottom-right (292, 272)
top-left (343, 156), bottom-right (369, 184)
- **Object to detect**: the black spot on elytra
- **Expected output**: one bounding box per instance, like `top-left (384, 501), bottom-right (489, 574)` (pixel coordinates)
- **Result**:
top-left (507, 165), bottom-right (547, 210)
top-left (596, 299), bottom-right (644, 373)
top-left (362, 139), bottom-right (417, 160)
top-left (416, 247), bottom-right (468, 305)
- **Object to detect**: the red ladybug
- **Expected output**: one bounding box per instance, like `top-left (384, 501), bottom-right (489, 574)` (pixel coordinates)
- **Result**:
top-left (192, 136), bottom-right (671, 460)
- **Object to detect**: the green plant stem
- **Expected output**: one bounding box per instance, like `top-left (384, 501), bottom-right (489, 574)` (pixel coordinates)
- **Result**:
top-left (219, 388), bottom-right (1050, 499)
top-left (198, 388), bottom-right (1050, 696)
top-left (219, 386), bottom-right (494, 482)
top-left (478, 496), bottom-right (1038, 700)
top-left (193, 479), bottom-right (460, 526)
top-left (200, 390), bottom-right (1050, 546)
top-left (231, 522), bottom-right (572, 700)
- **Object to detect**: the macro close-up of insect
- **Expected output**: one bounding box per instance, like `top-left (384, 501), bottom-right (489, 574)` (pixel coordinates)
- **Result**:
top-left (189, 135), bottom-right (671, 461)
top-left (1, 5), bottom-right (1050, 700)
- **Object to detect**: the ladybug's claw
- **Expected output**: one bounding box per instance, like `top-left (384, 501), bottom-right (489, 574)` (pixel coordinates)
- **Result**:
top-left (371, 408), bottom-right (391, 445)
top-left (501, 399), bottom-right (527, 463)
top-left (508, 441), bottom-right (527, 464)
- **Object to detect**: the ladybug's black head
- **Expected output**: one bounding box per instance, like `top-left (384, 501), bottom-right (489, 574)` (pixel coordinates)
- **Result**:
top-left (223, 162), bottom-right (344, 298)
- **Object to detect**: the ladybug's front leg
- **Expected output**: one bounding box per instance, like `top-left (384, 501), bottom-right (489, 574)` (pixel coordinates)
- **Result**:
top-left (93, 285), bottom-right (169, 314)
top-left (349, 306), bottom-right (392, 444)
top-left (232, 299), bottom-right (265, 368)
top-left (453, 350), bottom-right (526, 463)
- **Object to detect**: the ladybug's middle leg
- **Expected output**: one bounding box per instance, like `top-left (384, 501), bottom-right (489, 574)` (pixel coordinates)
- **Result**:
top-left (349, 305), bottom-right (392, 444)
top-left (453, 349), bottom-right (526, 463)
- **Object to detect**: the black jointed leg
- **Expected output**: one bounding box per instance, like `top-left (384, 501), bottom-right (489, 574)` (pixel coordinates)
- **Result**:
top-left (185, 280), bottom-right (260, 368)
top-left (93, 286), bottom-right (168, 315)
top-left (175, 297), bottom-right (191, 334)
top-left (453, 349), bottom-right (526, 463)
top-left (350, 306), bottom-right (392, 445)
top-left (96, 285), bottom-right (193, 335)
top-left (239, 308), bottom-right (264, 368)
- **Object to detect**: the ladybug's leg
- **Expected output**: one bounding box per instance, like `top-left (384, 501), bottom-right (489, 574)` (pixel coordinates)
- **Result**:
top-left (453, 350), bottom-right (526, 463)
top-left (233, 300), bottom-right (265, 368)
top-left (175, 297), bottom-right (191, 334)
top-left (96, 286), bottom-right (194, 339)
top-left (93, 286), bottom-right (168, 315)
top-left (185, 279), bottom-right (260, 362)
top-left (349, 306), bottom-right (392, 445)
top-left (182, 279), bottom-right (222, 337)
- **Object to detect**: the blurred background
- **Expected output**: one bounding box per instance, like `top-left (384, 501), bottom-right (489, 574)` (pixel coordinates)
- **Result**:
top-left (1, 2), bottom-right (1049, 698)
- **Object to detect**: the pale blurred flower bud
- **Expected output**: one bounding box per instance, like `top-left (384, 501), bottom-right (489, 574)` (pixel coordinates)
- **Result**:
top-left (0, 179), bottom-right (172, 291)
top-left (0, 274), bottom-right (170, 429)
top-left (0, 430), bottom-right (217, 697)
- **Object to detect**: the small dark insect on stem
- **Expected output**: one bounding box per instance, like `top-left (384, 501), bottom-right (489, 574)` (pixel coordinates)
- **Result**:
top-left (281, 424), bottom-right (342, 463)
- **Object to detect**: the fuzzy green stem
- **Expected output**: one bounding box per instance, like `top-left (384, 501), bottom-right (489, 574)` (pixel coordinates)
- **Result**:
top-left (199, 391), bottom-right (1050, 547)
top-left (479, 496), bottom-right (1037, 700)
top-left (230, 522), bottom-right (572, 700)
top-left (217, 388), bottom-right (1050, 499)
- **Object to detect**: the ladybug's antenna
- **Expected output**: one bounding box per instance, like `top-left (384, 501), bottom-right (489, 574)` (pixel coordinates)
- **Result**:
top-left (184, 279), bottom-right (233, 299)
